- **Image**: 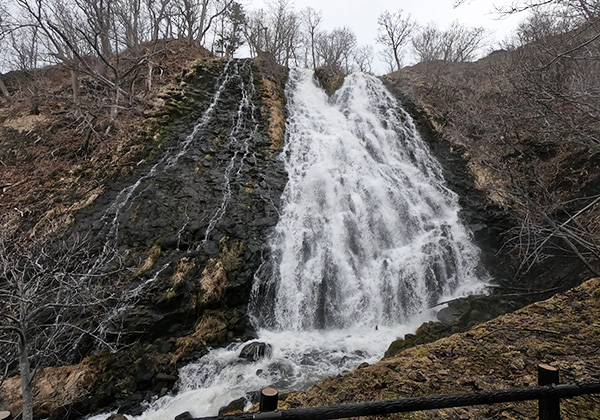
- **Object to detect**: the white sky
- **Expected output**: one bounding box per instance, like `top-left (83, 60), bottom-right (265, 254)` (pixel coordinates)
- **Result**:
top-left (242, 0), bottom-right (526, 74)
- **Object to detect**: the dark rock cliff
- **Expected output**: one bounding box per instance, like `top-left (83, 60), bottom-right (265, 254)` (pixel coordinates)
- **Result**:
top-left (73, 58), bottom-right (287, 343)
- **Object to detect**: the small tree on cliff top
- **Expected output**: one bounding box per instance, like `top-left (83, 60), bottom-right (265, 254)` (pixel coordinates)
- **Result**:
top-left (412, 21), bottom-right (487, 63)
top-left (376, 10), bottom-right (416, 72)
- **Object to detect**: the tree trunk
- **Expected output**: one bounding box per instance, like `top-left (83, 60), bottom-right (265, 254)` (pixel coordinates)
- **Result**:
top-left (393, 47), bottom-right (401, 72)
top-left (107, 83), bottom-right (120, 134)
top-left (30, 83), bottom-right (40, 115)
top-left (147, 61), bottom-right (153, 92)
top-left (19, 343), bottom-right (33, 420)
top-left (70, 69), bottom-right (80, 105)
top-left (0, 77), bottom-right (9, 99)
top-left (311, 32), bottom-right (317, 70)
top-left (197, 0), bottom-right (209, 44)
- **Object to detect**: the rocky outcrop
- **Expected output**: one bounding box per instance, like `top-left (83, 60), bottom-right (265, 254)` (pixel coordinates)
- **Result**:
top-left (239, 342), bottom-right (273, 362)
top-left (314, 67), bottom-right (345, 95)
top-left (384, 294), bottom-right (529, 358)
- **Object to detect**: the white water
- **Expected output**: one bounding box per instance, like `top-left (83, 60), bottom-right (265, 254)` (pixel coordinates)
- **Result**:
top-left (201, 60), bottom-right (259, 245)
top-left (250, 69), bottom-right (486, 331)
top-left (88, 68), bottom-right (488, 420)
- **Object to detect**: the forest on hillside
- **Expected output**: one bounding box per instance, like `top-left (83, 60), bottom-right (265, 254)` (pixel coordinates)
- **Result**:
top-left (0, 0), bottom-right (598, 128)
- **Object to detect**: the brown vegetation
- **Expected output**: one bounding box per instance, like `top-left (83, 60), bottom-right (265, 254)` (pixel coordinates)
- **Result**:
top-left (384, 18), bottom-right (600, 289)
top-left (0, 39), bottom-right (212, 237)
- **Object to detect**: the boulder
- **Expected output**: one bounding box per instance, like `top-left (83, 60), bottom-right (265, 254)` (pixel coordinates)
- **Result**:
top-left (239, 342), bottom-right (272, 362)
top-left (107, 415), bottom-right (128, 420)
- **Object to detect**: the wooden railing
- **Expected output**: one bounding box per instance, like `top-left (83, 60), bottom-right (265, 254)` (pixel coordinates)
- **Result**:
top-left (178, 364), bottom-right (600, 420)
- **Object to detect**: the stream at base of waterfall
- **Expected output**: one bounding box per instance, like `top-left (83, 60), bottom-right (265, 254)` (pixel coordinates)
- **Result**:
top-left (88, 68), bottom-right (488, 420)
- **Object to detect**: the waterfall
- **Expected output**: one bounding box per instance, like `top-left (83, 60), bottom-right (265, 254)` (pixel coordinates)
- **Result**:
top-left (250, 69), bottom-right (485, 332)
top-left (87, 69), bottom-right (488, 420)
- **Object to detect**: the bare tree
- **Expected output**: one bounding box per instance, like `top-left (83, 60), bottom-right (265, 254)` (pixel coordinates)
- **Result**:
top-left (144, 0), bottom-right (173, 42)
top-left (244, 0), bottom-right (301, 66)
top-left (301, 7), bottom-right (322, 70)
top-left (14, 0), bottom-right (111, 114)
top-left (315, 27), bottom-right (357, 73)
top-left (512, 8), bottom-right (575, 46)
top-left (376, 10), bottom-right (416, 72)
top-left (507, 14), bottom-right (600, 150)
top-left (73, 0), bottom-right (115, 59)
top-left (114, 0), bottom-right (146, 51)
top-left (0, 225), bottom-right (126, 420)
top-left (411, 22), bottom-right (440, 63)
top-left (0, 4), bottom-right (13, 98)
top-left (353, 44), bottom-right (374, 74)
top-left (173, 0), bottom-right (203, 42)
top-left (412, 21), bottom-right (487, 63)
top-left (0, 4), bottom-right (8, 43)
top-left (267, 0), bottom-right (301, 66)
top-left (171, 0), bottom-right (234, 45)
top-left (493, 0), bottom-right (600, 22)
top-left (3, 10), bottom-right (43, 113)
top-left (244, 8), bottom-right (268, 57)
top-left (13, 0), bottom-right (162, 129)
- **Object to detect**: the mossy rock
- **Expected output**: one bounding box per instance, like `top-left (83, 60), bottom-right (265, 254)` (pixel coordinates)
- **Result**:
top-left (385, 322), bottom-right (452, 358)
top-left (314, 67), bottom-right (345, 95)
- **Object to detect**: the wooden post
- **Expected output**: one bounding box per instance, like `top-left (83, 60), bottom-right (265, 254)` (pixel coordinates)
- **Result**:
top-left (538, 363), bottom-right (560, 420)
top-left (259, 388), bottom-right (279, 412)
top-left (0, 411), bottom-right (13, 420)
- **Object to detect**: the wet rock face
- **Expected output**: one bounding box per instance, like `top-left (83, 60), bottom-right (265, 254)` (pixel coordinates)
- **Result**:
top-left (74, 58), bottom-right (288, 345)
top-left (384, 294), bottom-right (528, 358)
top-left (239, 342), bottom-right (273, 362)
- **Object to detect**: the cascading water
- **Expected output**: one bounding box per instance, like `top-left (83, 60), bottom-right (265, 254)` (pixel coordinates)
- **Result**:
top-left (88, 68), bottom-right (488, 420)
top-left (250, 69), bottom-right (486, 331)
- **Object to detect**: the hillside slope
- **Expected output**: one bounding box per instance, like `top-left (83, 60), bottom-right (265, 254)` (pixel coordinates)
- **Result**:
top-left (0, 48), bottom-right (289, 419)
top-left (383, 38), bottom-right (600, 292)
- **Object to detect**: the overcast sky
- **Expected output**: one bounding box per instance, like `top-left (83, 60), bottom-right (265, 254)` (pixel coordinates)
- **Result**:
top-left (243, 0), bottom-right (526, 74)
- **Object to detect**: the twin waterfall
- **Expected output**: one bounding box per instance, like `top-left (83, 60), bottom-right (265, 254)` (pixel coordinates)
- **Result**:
top-left (91, 67), bottom-right (487, 420)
